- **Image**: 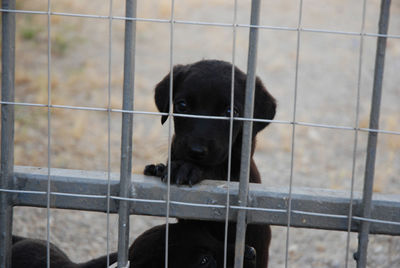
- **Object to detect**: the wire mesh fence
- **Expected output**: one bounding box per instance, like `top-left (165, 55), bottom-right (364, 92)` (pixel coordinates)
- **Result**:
top-left (1, 0), bottom-right (400, 267)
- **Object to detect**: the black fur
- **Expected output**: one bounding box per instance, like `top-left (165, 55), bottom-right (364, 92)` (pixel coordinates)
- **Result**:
top-left (11, 235), bottom-right (117, 268)
top-left (144, 59), bottom-right (276, 268)
top-left (130, 221), bottom-right (256, 268)
top-left (145, 60), bottom-right (276, 186)
top-left (11, 221), bottom-right (256, 268)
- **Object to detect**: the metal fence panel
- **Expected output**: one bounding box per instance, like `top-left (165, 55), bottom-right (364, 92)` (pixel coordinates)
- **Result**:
top-left (0, 1), bottom-right (399, 268)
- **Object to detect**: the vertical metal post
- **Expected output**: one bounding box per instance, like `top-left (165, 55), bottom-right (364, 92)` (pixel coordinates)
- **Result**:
top-left (106, 0), bottom-right (114, 267)
top-left (355, 0), bottom-right (391, 267)
top-left (234, 0), bottom-right (261, 267)
top-left (224, 1), bottom-right (239, 267)
top-left (285, 1), bottom-right (303, 267)
top-left (0, 1), bottom-right (16, 268)
top-left (164, 0), bottom-right (176, 267)
top-left (45, 1), bottom-right (53, 268)
top-left (345, 0), bottom-right (367, 267)
top-left (117, 0), bottom-right (137, 267)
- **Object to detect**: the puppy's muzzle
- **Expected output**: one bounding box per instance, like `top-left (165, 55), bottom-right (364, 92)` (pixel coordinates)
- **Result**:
top-left (188, 144), bottom-right (209, 161)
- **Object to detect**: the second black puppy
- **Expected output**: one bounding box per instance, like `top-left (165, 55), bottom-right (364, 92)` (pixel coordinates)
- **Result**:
top-left (11, 235), bottom-right (117, 268)
top-left (130, 221), bottom-right (256, 268)
top-left (145, 59), bottom-right (277, 268)
top-left (12, 221), bottom-right (256, 268)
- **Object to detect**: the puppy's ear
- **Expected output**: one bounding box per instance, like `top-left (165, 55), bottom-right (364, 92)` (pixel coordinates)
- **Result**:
top-left (155, 64), bottom-right (188, 124)
top-left (253, 77), bottom-right (276, 135)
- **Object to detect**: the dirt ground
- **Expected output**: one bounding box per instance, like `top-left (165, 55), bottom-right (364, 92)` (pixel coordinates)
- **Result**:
top-left (5, 0), bottom-right (400, 267)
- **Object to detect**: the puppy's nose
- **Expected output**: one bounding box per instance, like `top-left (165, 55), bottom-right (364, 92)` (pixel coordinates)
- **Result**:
top-left (244, 246), bottom-right (256, 260)
top-left (188, 144), bottom-right (208, 160)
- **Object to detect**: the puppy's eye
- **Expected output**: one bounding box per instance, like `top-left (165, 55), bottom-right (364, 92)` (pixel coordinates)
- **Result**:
top-left (199, 256), bottom-right (209, 266)
top-left (226, 106), bottom-right (239, 117)
top-left (175, 100), bottom-right (188, 113)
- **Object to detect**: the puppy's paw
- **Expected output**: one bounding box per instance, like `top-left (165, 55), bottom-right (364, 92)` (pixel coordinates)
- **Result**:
top-left (174, 162), bottom-right (204, 186)
top-left (159, 161), bottom-right (204, 186)
top-left (144, 163), bottom-right (166, 177)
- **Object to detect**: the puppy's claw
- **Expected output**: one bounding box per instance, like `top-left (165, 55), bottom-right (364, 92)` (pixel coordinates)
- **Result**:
top-left (161, 173), bottom-right (168, 183)
top-left (175, 175), bottom-right (186, 186)
top-left (187, 168), bottom-right (203, 186)
top-left (174, 161), bottom-right (190, 185)
top-left (154, 163), bottom-right (166, 177)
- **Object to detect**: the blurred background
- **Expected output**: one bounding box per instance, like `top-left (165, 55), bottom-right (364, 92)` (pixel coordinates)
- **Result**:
top-left (3, 0), bottom-right (399, 267)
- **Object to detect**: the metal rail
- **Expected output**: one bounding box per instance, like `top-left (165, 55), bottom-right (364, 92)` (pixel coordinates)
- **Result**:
top-left (7, 166), bottom-right (400, 235)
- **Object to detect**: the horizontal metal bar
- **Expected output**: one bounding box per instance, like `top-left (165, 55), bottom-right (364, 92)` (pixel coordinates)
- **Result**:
top-left (3, 101), bottom-right (400, 136)
top-left (8, 166), bottom-right (400, 235)
top-left (13, 167), bottom-right (120, 212)
top-left (1, 8), bottom-right (400, 40)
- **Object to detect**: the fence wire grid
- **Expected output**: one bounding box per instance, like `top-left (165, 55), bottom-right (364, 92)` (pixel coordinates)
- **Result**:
top-left (1, 0), bottom-right (400, 268)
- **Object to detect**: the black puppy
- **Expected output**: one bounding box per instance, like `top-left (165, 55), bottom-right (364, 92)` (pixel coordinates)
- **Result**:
top-left (130, 221), bottom-right (256, 268)
top-left (11, 221), bottom-right (256, 268)
top-left (11, 235), bottom-right (117, 268)
top-left (145, 59), bottom-right (276, 268)
top-left (145, 59), bottom-right (276, 185)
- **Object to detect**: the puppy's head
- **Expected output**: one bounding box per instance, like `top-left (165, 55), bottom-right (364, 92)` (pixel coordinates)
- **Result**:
top-left (155, 60), bottom-right (276, 166)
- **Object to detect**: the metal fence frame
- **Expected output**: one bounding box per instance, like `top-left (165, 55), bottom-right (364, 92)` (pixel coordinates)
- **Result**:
top-left (1, 0), bottom-right (399, 268)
